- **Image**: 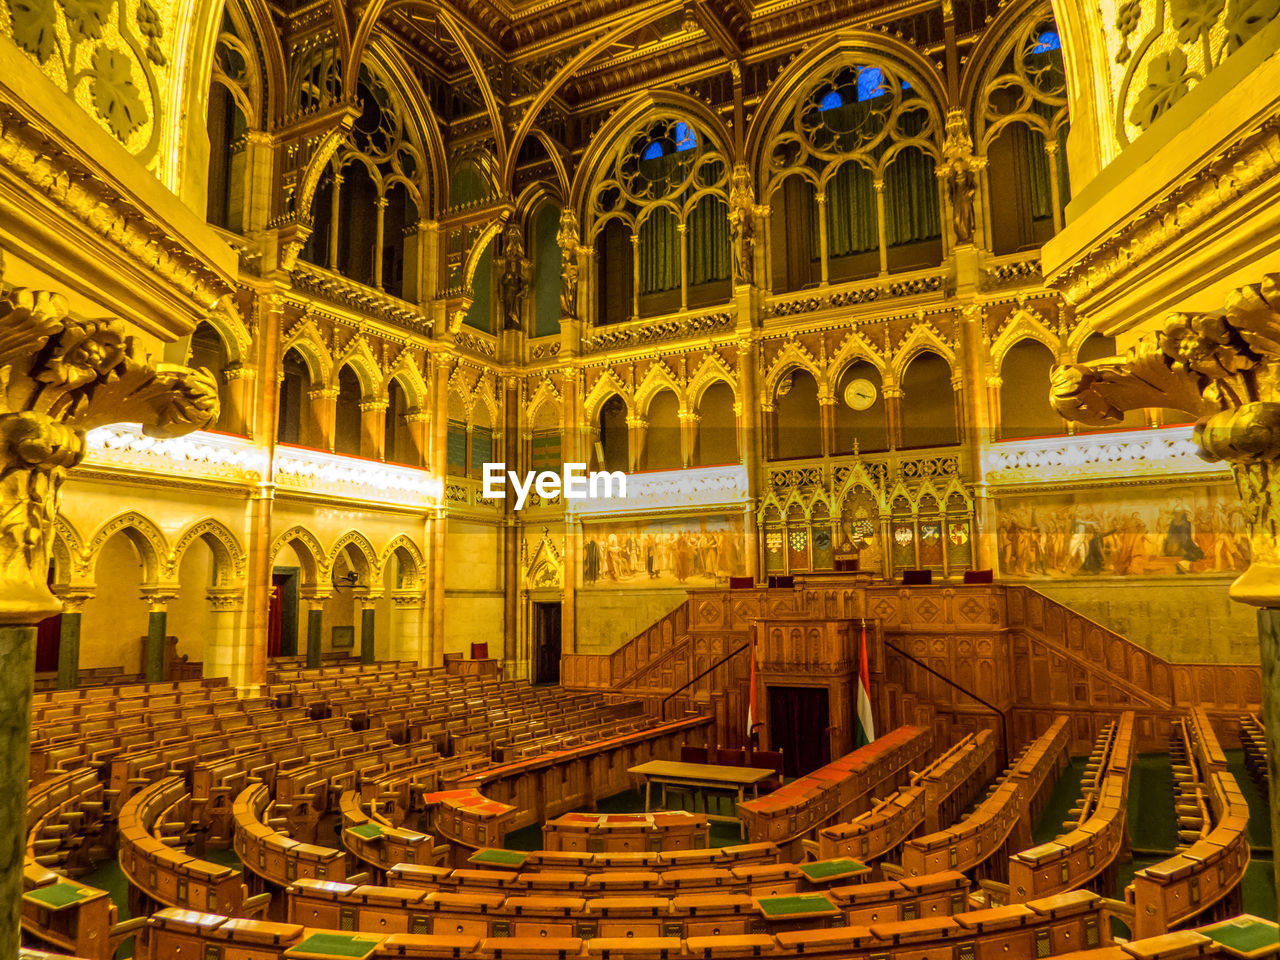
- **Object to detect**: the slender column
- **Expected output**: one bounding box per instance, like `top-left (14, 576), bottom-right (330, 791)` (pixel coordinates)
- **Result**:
top-left (205, 589), bottom-right (248, 683)
top-left (883, 387), bottom-right (903, 449)
top-left (1045, 142), bottom-right (1064, 235)
top-left (222, 365), bottom-right (254, 435)
top-left (560, 368), bottom-right (579, 654)
top-left (360, 599), bottom-right (377, 664)
top-left (816, 194), bottom-right (829, 285)
top-left (678, 222), bottom-right (688, 312)
top-left (960, 306), bottom-right (995, 571)
top-left (627, 416), bottom-right (647, 473)
top-left (678, 410), bottom-right (699, 468)
top-left (142, 593), bottom-right (174, 683)
top-left (360, 399), bottom-right (387, 460)
top-left (308, 386), bottom-right (338, 451)
top-left (55, 592), bottom-right (91, 689)
top-left (374, 196), bottom-right (389, 289)
top-left (737, 337), bottom-right (762, 582)
top-left (818, 397), bottom-right (836, 457)
top-left (1259, 609), bottom-right (1280, 918)
top-left (987, 376), bottom-right (1004, 442)
top-left (328, 173), bottom-right (343, 270)
top-left (631, 233), bottom-right (641, 320)
top-left (302, 594), bottom-right (327, 669)
top-left (874, 179), bottom-right (889, 276)
top-left (503, 378), bottom-right (519, 675)
top-left (405, 412), bottom-right (431, 468)
top-left (429, 356), bottom-right (451, 662)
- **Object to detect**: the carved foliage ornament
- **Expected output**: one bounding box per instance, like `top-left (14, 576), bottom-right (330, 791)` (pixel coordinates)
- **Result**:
top-left (1050, 274), bottom-right (1280, 603)
top-left (2, 0), bottom-right (167, 156)
top-left (0, 281), bottom-right (218, 621)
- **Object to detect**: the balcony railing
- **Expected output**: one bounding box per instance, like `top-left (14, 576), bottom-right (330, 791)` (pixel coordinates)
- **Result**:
top-left (981, 426), bottom-right (1228, 486)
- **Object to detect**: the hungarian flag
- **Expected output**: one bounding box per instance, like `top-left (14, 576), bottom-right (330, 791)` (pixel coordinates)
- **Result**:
top-left (746, 633), bottom-right (759, 741)
top-left (855, 621), bottom-right (875, 747)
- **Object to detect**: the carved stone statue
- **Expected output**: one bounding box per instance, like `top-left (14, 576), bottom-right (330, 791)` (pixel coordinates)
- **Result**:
top-left (557, 209), bottom-right (580, 320)
top-left (0, 284), bottom-right (219, 622)
top-left (500, 227), bottom-right (527, 332)
top-left (728, 163), bottom-right (756, 285)
top-left (950, 167), bottom-right (977, 244)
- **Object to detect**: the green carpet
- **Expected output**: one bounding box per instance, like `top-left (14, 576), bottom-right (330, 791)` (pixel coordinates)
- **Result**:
top-left (80, 858), bottom-right (134, 959)
top-left (1128, 753), bottom-right (1178, 852)
top-left (1032, 756), bottom-right (1086, 845)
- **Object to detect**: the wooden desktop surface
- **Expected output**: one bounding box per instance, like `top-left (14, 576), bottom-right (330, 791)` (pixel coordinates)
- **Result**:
top-left (627, 761), bottom-right (775, 786)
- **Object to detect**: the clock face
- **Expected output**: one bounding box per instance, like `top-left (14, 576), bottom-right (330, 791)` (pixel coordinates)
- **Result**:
top-left (843, 378), bottom-right (878, 411)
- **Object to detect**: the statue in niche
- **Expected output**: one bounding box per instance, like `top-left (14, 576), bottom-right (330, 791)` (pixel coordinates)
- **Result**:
top-left (950, 166), bottom-right (977, 244)
top-left (500, 227), bottom-right (527, 331)
top-left (730, 209), bottom-right (754, 285)
top-left (557, 210), bottom-right (580, 319)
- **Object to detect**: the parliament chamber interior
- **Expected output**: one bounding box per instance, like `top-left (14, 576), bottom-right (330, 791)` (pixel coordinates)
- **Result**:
top-left (0, 0), bottom-right (1278, 957)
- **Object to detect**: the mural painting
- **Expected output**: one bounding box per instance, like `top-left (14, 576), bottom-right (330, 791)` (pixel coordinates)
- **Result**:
top-left (995, 484), bottom-right (1250, 578)
top-left (582, 515), bottom-right (746, 586)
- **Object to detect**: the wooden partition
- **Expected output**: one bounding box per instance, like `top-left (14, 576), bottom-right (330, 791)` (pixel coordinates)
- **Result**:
top-left (1008, 712), bottom-right (1135, 902)
top-left (1128, 709), bottom-right (1251, 938)
top-left (818, 729), bottom-right (996, 862)
top-left (737, 725), bottom-right (932, 848)
top-left (542, 811), bottom-right (710, 852)
top-left (900, 716), bottom-right (1070, 878)
top-left (136, 888), bottom-right (1121, 959)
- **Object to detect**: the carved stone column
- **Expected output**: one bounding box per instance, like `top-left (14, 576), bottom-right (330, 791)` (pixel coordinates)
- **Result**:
top-left (309, 386), bottom-right (338, 451)
top-left (300, 589), bottom-right (331, 668)
top-left (360, 398), bottom-right (387, 460)
top-left (205, 587), bottom-right (249, 685)
top-left (1050, 274), bottom-right (1280, 917)
top-left (358, 593), bottom-right (379, 664)
top-left (388, 591), bottom-right (425, 663)
top-left (678, 410), bottom-right (700, 468)
top-left (140, 588), bottom-right (179, 682)
top-left (53, 590), bottom-right (92, 690)
top-left (0, 285), bottom-right (218, 953)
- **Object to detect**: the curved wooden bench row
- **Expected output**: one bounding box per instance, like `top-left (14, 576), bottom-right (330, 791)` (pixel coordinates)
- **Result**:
top-left (1239, 714), bottom-right (1268, 801)
top-left (285, 871), bottom-right (972, 938)
top-left (26, 768), bottom-right (107, 875)
top-left (543, 811), bottom-right (711, 853)
top-left (340, 788), bottom-right (442, 875)
top-left (424, 789), bottom-right (519, 850)
top-left (818, 729), bottom-right (997, 863)
top-left (234, 782), bottom-right (349, 886)
top-left (118, 775), bottom-right (268, 917)
top-left (1009, 712), bottom-right (1136, 902)
top-left (737, 726), bottom-right (934, 848)
top-left (1128, 709), bottom-right (1251, 939)
top-left (453, 715), bottom-right (713, 833)
top-left (900, 716), bottom-right (1071, 877)
top-left (135, 888), bottom-right (1115, 959)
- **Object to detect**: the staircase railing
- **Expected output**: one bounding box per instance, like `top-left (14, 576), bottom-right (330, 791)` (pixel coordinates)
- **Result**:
top-left (660, 640), bottom-right (751, 721)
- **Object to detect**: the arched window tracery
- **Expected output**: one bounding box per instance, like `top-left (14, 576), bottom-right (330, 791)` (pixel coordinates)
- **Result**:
top-left (763, 58), bottom-right (943, 292)
top-left (589, 116), bottom-right (731, 324)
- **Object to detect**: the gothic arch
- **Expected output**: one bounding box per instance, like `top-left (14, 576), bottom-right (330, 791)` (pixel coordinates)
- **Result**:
top-left (172, 518), bottom-right (248, 586)
top-left (384, 351), bottom-right (429, 410)
top-left (763, 342), bottom-right (825, 399)
top-left (329, 530), bottom-right (380, 580)
top-left (51, 516), bottom-right (86, 585)
top-left (86, 513), bottom-right (170, 586)
top-left (892, 326), bottom-right (959, 382)
top-left (380, 535), bottom-right (426, 589)
top-left (334, 337), bottom-right (383, 399)
top-left (583, 372), bottom-right (632, 423)
top-left (990, 307), bottom-right (1063, 369)
top-left (269, 526), bottom-right (328, 583)
top-left (829, 333), bottom-right (890, 385)
top-left (634, 362), bottom-right (685, 416)
top-left (281, 317), bottom-right (334, 387)
top-left (687, 354), bottom-right (739, 407)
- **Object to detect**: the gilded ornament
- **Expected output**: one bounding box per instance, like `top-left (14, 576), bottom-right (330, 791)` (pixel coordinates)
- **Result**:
top-left (1223, 0), bottom-right (1280, 48)
top-left (1128, 50), bottom-right (1196, 130)
top-left (7, 0), bottom-right (56, 61)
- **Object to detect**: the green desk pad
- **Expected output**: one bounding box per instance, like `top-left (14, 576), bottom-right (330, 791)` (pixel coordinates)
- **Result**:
top-left (798, 858), bottom-right (868, 881)
top-left (285, 932), bottom-right (382, 958)
top-left (346, 823), bottom-right (383, 840)
top-left (24, 882), bottom-right (89, 909)
top-left (757, 894), bottom-right (839, 918)
top-left (470, 848), bottom-right (529, 867)
top-left (1200, 916), bottom-right (1279, 956)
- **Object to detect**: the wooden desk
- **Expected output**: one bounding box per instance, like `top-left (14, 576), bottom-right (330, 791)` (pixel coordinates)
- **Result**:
top-left (797, 858), bottom-right (870, 886)
top-left (283, 931), bottom-right (383, 958)
top-left (628, 761), bottom-right (773, 838)
top-left (1197, 916), bottom-right (1279, 958)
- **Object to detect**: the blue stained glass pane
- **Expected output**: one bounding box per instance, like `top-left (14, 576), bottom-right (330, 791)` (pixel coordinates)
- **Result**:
top-left (819, 90), bottom-right (844, 111)
top-left (857, 67), bottom-right (885, 101)
top-left (641, 141), bottom-right (665, 160)
top-left (675, 121), bottom-right (697, 151)
top-left (1032, 30), bottom-right (1061, 52)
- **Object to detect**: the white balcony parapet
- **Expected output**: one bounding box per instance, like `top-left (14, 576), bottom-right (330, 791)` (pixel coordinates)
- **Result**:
top-left (83, 425), bottom-right (267, 483)
top-left (273, 445), bottom-right (442, 506)
top-left (568, 463), bottom-right (749, 517)
top-left (982, 426), bottom-right (1229, 487)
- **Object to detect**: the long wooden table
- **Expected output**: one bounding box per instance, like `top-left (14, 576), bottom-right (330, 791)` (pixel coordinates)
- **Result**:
top-left (628, 761), bottom-right (774, 838)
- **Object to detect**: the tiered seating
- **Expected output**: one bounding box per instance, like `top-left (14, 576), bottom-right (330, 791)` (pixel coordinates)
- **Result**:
top-left (284, 870), bottom-right (974, 937)
top-left (118, 775), bottom-right (269, 916)
top-left (340, 789), bottom-right (440, 876)
top-left (1239, 713), bottom-right (1269, 802)
top-left (1128, 708), bottom-right (1251, 938)
top-left (1007, 713), bottom-right (1135, 902)
top-left (26, 769), bottom-right (108, 876)
top-left (542, 811), bottom-right (710, 852)
top-left (900, 716), bottom-right (1070, 879)
top-left (817, 729), bottom-right (996, 863)
top-left (133, 888), bottom-right (1121, 959)
top-left (736, 726), bottom-right (933, 848)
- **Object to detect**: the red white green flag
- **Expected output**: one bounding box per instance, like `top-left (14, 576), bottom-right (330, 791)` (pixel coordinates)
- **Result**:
top-left (855, 621), bottom-right (875, 747)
